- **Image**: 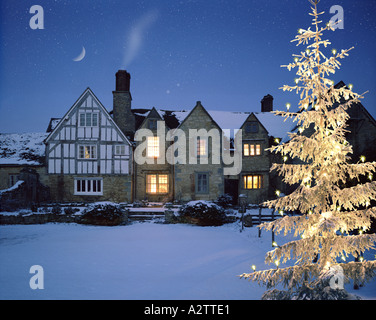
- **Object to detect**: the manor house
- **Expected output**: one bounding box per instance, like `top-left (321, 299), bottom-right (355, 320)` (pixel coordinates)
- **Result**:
top-left (1, 71), bottom-right (375, 206)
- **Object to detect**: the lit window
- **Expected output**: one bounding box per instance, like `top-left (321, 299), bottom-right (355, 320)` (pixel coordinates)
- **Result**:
top-left (75, 178), bottom-right (102, 195)
top-left (79, 113), bottom-right (98, 127)
top-left (158, 175), bottom-right (169, 193)
top-left (243, 175), bottom-right (263, 189)
top-left (250, 144), bottom-right (255, 156)
top-left (147, 137), bottom-right (160, 158)
top-left (79, 145), bottom-right (97, 159)
top-left (244, 144), bottom-right (249, 156)
top-left (146, 174), bottom-right (169, 194)
top-left (243, 144), bottom-right (261, 156)
top-left (256, 144), bottom-right (261, 155)
top-left (197, 138), bottom-right (207, 156)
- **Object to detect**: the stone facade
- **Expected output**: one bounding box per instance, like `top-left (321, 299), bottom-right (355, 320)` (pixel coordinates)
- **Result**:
top-left (174, 102), bottom-right (224, 202)
top-left (134, 108), bottom-right (174, 202)
top-left (236, 113), bottom-right (270, 204)
top-left (0, 167), bottom-right (50, 210)
top-left (1, 73), bottom-right (375, 208)
top-left (0, 165), bottom-right (47, 190)
top-left (45, 174), bottom-right (132, 203)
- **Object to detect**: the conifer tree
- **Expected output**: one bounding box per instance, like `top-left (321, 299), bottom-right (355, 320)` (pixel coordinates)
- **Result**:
top-left (240, 0), bottom-right (376, 299)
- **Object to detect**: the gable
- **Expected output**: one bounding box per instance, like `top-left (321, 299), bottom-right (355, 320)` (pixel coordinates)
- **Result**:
top-left (45, 88), bottom-right (131, 146)
top-left (44, 88), bottom-right (132, 175)
top-left (137, 107), bottom-right (165, 131)
top-left (178, 101), bottom-right (222, 132)
top-left (240, 113), bottom-right (269, 136)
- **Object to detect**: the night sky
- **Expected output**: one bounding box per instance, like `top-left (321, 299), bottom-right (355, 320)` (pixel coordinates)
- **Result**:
top-left (1, 0), bottom-right (375, 133)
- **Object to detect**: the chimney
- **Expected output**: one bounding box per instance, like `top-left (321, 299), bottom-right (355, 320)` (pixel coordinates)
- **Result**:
top-left (116, 70), bottom-right (130, 91)
top-left (261, 94), bottom-right (273, 112)
top-left (113, 70), bottom-right (135, 137)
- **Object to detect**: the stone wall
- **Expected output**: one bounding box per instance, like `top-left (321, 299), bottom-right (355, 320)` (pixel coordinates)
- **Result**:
top-left (0, 167), bottom-right (50, 211)
top-left (134, 110), bottom-right (174, 202)
top-left (0, 165), bottom-right (46, 190)
top-left (46, 174), bottom-right (133, 203)
top-left (237, 113), bottom-right (271, 204)
top-left (174, 102), bottom-right (224, 202)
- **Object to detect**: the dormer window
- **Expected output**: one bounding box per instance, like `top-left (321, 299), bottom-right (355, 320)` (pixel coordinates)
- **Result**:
top-left (245, 122), bottom-right (258, 133)
top-left (148, 119), bottom-right (158, 130)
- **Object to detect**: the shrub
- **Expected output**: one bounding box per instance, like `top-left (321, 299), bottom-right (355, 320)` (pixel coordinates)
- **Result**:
top-left (51, 205), bottom-right (62, 214)
top-left (215, 194), bottom-right (233, 208)
top-left (179, 200), bottom-right (228, 226)
top-left (79, 202), bottom-right (125, 226)
top-left (64, 207), bottom-right (80, 215)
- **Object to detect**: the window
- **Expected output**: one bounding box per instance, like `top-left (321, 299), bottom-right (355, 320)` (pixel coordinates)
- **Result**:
top-left (75, 178), bottom-right (103, 195)
top-left (243, 143), bottom-right (261, 156)
top-left (146, 174), bottom-right (169, 194)
top-left (148, 119), bottom-right (158, 130)
top-left (245, 122), bottom-right (258, 133)
top-left (196, 172), bottom-right (209, 194)
top-left (243, 175), bottom-right (263, 189)
top-left (79, 145), bottom-right (97, 159)
top-left (79, 113), bottom-right (98, 127)
top-left (8, 174), bottom-right (20, 188)
top-left (115, 145), bottom-right (127, 156)
top-left (147, 136), bottom-right (160, 158)
top-left (197, 138), bottom-right (207, 156)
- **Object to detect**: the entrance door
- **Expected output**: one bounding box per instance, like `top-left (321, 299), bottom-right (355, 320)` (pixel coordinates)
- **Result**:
top-left (224, 179), bottom-right (239, 205)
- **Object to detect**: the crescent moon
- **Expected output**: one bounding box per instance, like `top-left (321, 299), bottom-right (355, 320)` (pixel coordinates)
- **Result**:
top-left (73, 46), bottom-right (86, 62)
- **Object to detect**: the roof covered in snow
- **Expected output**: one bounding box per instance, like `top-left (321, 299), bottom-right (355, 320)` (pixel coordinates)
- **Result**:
top-left (162, 109), bottom-right (295, 139)
top-left (0, 109), bottom-right (294, 166)
top-left (0, 132), bottom-right (47, 165)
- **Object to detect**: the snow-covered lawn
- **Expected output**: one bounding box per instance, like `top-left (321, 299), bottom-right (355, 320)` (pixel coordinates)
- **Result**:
top-left (0, 222), bottom-right (375, 300)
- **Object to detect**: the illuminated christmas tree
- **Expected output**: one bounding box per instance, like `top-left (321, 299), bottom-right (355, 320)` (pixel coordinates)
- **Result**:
top-left (240, 0), bottom-right (376, 299)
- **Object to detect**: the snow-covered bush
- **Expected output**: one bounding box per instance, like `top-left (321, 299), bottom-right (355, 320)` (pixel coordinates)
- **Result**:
top-left (64, 207), bottom-right (80, 215)
top-left (179, 200), bottom-right (228, 226)
top-left (261, 267), bottom-right (361, 300)
top-left (215, 194), bottom-right (233, 208)
top-left (79, 202), bottom-right (125, 226)
top-left (51, 205), bottom-right (62, 214)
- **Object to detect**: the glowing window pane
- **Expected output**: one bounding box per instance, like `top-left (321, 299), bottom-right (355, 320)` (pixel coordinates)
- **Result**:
top-left (256, 144), bottom-right (261, 155)
top-left (158, 175), bottom-right (168, 193)
top-left (197, 139), bottom-right (207, 156)
top-left (250, 145), bottom-right (255, 156)
top-left (244, 144), bottom-right (249, 156)
top-left (147, 137), bottom-right (160, 158)
top-left (253, 176), bottom-right (258, 189)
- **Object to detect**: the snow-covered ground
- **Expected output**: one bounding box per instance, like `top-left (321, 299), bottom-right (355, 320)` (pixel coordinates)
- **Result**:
top-left (0, 221), bottom-right (375, 300)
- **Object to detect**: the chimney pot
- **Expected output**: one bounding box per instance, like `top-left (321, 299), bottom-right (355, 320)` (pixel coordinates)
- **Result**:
top-left (116, 70), bottom-right (131, 92)
top-left (261, 94), bottom-right (273, 112)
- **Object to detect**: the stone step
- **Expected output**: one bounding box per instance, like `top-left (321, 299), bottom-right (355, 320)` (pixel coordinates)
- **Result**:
top-left (128, 210), bottom-right (166, 215)
top-left (128, 214), bottom-right (165, 220)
